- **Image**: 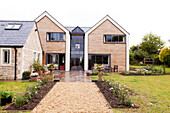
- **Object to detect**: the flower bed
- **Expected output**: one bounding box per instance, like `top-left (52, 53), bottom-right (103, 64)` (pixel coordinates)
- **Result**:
top-left (96, 79), bottom-right (139, 108)
top-left (122, 65), bottom-right (168, 76)
top-left (3, 79), bottom-right (55, 111)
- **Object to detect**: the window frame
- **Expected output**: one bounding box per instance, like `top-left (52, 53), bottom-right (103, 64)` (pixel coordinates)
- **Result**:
top-left (46, 32), bottom-right (65, 42)
top-left (103, 34), bottom-right (126, 44)
top-left (1, 48), bottom-right (11, 65)
top-left (88, 54), bottom-right (111, 70)
top-left (5, 24), bottom-right (22, 30)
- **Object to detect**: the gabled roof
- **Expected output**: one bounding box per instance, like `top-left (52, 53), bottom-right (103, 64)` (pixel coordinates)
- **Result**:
top-left (86, 15), bottom-right (130, 35)
top-left (35, 11), bottom-right (69, 33)
top-left (0, 21), bottom-right (35, 47)
top-left (65, 26), bottom-right (91, 33)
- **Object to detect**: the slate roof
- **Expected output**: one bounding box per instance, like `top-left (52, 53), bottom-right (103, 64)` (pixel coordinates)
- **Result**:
top-left (65, 26), bottom-right (91, 33)
top-left (0, 21), bottom-right (35, 47)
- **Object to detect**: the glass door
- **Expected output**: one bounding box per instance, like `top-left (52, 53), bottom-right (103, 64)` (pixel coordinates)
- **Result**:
top-left (70, 35), bottom-right (84, 70)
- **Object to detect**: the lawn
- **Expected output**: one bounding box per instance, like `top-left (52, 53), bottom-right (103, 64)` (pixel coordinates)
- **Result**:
top-left (90, 73), bottom-right (170, 113)
top-left (0, 81), bottom-right (36, 112)
top-left (130, 65), bottom-right (170, 73)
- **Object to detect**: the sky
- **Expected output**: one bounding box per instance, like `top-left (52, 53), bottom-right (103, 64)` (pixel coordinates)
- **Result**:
top-left (0, 0), bottom-right (170, 47)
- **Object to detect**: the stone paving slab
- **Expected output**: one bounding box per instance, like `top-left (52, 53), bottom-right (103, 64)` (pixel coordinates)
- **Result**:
top-left (31, 82), bottom-right (113, 113)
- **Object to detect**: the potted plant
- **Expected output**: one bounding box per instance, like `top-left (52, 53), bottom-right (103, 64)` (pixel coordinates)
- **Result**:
top-left (47, 64), bottom-right (55, 81)
top-left (0, 91), bottom-right (13, 106)
top-left (95, 64), bottom-right (105, 81)
top-left (86, 70), bottom-right (92, 76)
top-left (30, 73), bottom-right (38, 81)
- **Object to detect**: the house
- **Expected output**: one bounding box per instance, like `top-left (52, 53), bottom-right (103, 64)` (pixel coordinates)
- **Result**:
top-left (0, 21), bottom-right (42, 79)
top-left (35, 11), bottom-right (129, 72)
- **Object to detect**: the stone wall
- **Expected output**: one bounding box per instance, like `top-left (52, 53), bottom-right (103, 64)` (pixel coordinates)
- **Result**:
top-left (22, 23), bottom-right (42, 74)
top-left (0, 47), bottom-right (22, 79)
top-left (88, 19), bottom-right (126, 72)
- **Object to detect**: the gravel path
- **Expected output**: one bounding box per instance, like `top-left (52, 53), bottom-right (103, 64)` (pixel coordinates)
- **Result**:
top-left (31, 82), bottom-right (113, 113)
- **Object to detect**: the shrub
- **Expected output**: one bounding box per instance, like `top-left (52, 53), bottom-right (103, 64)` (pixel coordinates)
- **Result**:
top-left (41, 78), bottom-right (48, 84)
top-left (22, 71), bottom-right (31, 80)
top-left (0, 91), bottom-right (13, 99)
top-left (121, 71), bottom-right (126, 74)
top-left (14, 95), bottom-right (25, 108)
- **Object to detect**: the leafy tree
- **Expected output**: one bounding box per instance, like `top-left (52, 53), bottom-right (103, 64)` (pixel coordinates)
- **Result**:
top-left (134, 49), bottom-right (149, 62)
top-left (159, 47), bottom-right (170, 73)
top-left (140, 33), bottom-right (165, 54)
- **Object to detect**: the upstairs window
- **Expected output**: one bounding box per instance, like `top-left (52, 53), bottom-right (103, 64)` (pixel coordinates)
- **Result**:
top-left (104, 35), bottom-right (126, 43)
top-left (5, 24), bottom-right (22, 30)
top-left (1, 48), bottom-right (11, 64)
top-left (47, 32), bottom-right (64, 41)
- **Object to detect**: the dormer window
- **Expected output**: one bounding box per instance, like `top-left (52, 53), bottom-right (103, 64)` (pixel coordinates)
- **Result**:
top-left (5, 24), bottom-right (22, 30)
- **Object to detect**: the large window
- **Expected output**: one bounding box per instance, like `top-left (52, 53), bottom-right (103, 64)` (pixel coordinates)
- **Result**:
top-left (1, 48), bottom-right (11, 64)
top-left (47, 32), bottom-right (64, 41)
top-left (88, 54), bottom-right (110, 70)
top-left (104, 35), bottom-right (125, 43)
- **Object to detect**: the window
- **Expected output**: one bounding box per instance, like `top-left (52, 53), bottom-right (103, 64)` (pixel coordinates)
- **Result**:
top-left (5, 24), bottom-right (22, 30)
top-left (1, 49), bottom-right (11, 64)
top-left (47, 32), bottom-right (64, 41)
top-left (88, 54), bottom-right (110, 70)
top-left (104, 35), bottom-right (125, 43)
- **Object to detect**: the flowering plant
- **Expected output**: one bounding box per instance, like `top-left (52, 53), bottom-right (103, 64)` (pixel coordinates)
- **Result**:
top-left (105, 79), bottom-right (135, 107)
top-left (31, 73), bottom-right (38, 77)
top-left (86, 70), bottom-right (92, 74)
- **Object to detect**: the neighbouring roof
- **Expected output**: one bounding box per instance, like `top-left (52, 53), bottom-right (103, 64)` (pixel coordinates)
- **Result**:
top-left (65, 26), bottom-right (91, 33)
top-left (0, 21), bottom-right (35, 47)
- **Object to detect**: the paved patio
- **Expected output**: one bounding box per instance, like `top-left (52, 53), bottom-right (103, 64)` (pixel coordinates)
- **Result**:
top-left (31, 82), bottom-right (113, 113)
top-left (54, 70), bottom-right (92, 82)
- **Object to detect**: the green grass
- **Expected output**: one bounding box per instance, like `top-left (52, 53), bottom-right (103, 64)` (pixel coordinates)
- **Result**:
top-left (130, 65), bottom-right (170, 73)
top-left (90, 74), bottom-right (170, 113)
top-left (0, 81), bottom-right (36, 112)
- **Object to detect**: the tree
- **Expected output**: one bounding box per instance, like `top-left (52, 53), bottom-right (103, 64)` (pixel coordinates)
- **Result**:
top-left (140, 33), bottom-right (165, 54)
top-left (134, 49), bottom-right (149, 62)
top-left (159, 47), bottom-right (170, 73)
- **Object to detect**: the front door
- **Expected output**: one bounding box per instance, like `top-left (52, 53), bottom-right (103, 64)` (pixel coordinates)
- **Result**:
top-left (70, 35), bottom-right (84, 70)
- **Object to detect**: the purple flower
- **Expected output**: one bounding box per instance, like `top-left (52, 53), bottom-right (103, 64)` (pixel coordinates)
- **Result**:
top-left (35, 91), bottom-right (38, 94)
top-left (131, 104), bottom-right (134, 107)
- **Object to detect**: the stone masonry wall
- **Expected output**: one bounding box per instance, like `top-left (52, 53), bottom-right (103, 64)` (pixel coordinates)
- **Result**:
top-left (22, 23), bottom-right (42, 74)
top-left (0, 47), bottom-right (22, 79)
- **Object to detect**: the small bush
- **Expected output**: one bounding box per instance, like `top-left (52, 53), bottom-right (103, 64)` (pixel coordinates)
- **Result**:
top-left (0, 91), bottom-right (13, 99)
top-left (22, 71), bottom-right (31, 80)
top-left (14, 96), bottom-right (25, 108)
top-left (121, 71), bottom-right (126, 74)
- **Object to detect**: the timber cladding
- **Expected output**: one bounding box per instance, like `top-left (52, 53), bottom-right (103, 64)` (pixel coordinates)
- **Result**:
top-left (36, 16), bottom-right (66, 65)
top-left (88, 19), bottom-right (126, 72)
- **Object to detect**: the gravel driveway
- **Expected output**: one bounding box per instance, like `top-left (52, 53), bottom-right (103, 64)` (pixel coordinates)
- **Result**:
top-left (31, 82), bottom-right (113, 113)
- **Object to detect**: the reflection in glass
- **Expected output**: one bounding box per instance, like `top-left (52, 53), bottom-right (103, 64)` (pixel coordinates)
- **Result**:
top-left (71, 36), bottom-right (84, 70)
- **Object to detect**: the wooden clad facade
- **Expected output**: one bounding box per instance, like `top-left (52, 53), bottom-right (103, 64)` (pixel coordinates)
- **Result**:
top-left (88, 20), bottom-right (126, 71)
